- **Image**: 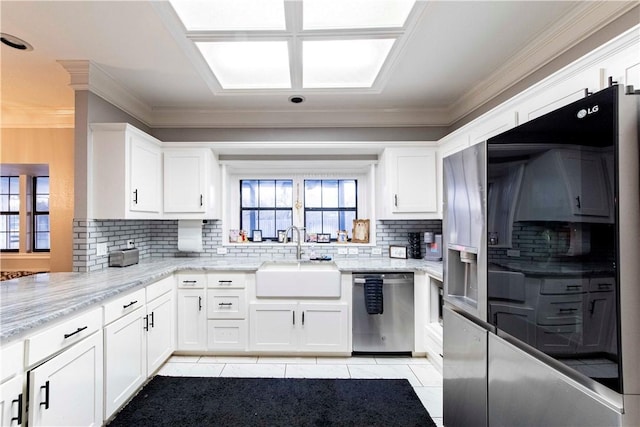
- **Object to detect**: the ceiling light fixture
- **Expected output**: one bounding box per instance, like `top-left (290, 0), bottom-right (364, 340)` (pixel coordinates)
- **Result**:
top-left (1, 33), bottom-right (33, 51)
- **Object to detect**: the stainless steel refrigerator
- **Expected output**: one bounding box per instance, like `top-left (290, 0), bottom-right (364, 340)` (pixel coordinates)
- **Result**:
top-left (443, 84), bottom-right (640, 426)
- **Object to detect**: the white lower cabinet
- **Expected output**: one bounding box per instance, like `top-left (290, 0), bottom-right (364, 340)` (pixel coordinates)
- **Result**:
top-left (28, 331), bottom-right (103, 427)
top-left (207, 320), bottom-right (247, 350)
top-left (146, 291), bottom-right (174, 374)
top-left (249, 302), bottom-right (348, 353)
top-left (103, 308), bottom-right (146, 420)
top-left (0, 374), bottom-right (24, 426)
top-left (177, 289), bottom-right (207, 350)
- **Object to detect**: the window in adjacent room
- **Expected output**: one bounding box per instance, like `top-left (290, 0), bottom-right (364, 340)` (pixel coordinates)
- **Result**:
top-left (240, 179), bottom-right (293, 239)
top-left (304, 179), bottom-right (357, 240)
top-left (33, 176), bottom-right (50, 251)
top-left (0, 176), bottom-right (20, 251)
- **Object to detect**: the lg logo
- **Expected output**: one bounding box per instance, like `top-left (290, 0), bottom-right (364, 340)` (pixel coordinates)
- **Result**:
top-left (577, 105), bottom-right (599, 118)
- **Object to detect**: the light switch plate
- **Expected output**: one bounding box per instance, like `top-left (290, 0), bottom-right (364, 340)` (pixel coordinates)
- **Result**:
top-left (216, 247), bottom-right (228, 255)
top-left (348, 247), bottom-right (359, 255)
top-left (371, 247), bottom-right (382, 255)
top-left (97, 242), bottom-right (108, 257)
top-left (337, 247), bottom-right (348, 255)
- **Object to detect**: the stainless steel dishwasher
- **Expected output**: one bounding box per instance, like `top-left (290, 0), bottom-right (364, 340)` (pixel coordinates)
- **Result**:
top-left (352, 272), bottom-right (414, 354)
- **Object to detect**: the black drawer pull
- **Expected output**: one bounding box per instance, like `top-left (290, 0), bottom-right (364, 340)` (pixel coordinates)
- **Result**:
top-left (133, 189), bottom-right (138, 204)
top-left (149, 311), bottom-right (155, 328)
top-left (143, 315), bottom-right (149, 331)
top-left (558, 308), bottom-right (577, 313)
top-left (302, 311), bottom-right (305, 325)
top-left (565, 285), bottom-right (582, 290)
top-left (218, 280), bottom-right (233, 285)
top-left (597, 283), bottom-right (612, 290)
top-left (123, 300), bottom-right (138, 309)
top-left (198, 296), bottom-right (202, 311)
top-left (11, 393), bottom-right (22, 424)
top-left (64, 326), bottom-right (88, 339)
top-left (218, 302), bottom-right (233, 307)
top-left (40, 381), bottom-right (50, 409)
top-left (200, 194), bottom-right (203, 206)
top-left (182, 280), bottom-right (197, 284)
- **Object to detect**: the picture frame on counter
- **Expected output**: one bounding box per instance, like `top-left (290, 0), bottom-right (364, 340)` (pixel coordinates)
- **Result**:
top-left (389, 245), bottom-right (408, 259)
top-left (307, 232), bottom-right (318, 243)
top-left (278, 230), bottom-right (286, 243)
top-left (337, 230), bottom-right (348, 243)
top-left (352, 219), bottom-right (370, 243)
top-left (317, 233), bottom-right (331, 243)
top-left (252, 229), bottom-right (262, 242)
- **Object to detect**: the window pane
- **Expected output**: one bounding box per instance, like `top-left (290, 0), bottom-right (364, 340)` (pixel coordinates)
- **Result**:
top-left (342, 211), bottom-right (357, 238)
top-left (35, 215), bottom-right (50, 232)
top-left (275, 180), bottom-right (292, 207)
top-left (275, 210), bottom-right (292, 235)
top-left (323, 211), bottom-right (339, 238)
top-left (322, 180), bottom-right (339, 207)
top-left (241, 180), bottom-right (258, 207)
top-left (305, 211), bottom-right (323, 235)
top-left (36, 195), bottom-right (49, 212)
top-left (36, 177), bottom-right (50, 194)
top-left (304, 180), bottom-right (322, 207)
top-left (340, 180), bottom-right (357, 207)
top-left (0, 177), bottom-right (8, 194)
top-left (35, 232), bottom-right (50, 250)
top-left (9, 195), bottom-right (20, 212)
top-left (258, 210), bottom-right (275, 237)
top-left (0, 195), bottom-right (8, 211)
top-left (9, 177), bottom-right (19, 194)
top-left (259, 181), bottom-right (275, 207)
top-left (241, 209), bottom-right (257, 232)
top-left (8, 215), bottom-right (19, 231)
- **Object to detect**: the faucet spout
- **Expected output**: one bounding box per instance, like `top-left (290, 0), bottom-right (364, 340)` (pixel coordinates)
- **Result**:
top-left (284, 225), bottom-right (304, 260)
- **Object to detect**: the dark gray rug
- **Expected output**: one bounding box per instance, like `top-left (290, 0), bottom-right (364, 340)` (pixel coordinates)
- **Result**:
top-left (108, 376), bottom-right (436, 426)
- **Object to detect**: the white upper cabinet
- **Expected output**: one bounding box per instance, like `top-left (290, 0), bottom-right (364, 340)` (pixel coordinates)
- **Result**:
top-left (516, 149), bottom-right (612, 223)
top-left (377, 146), bottom-right (438, 219)
top-left (90, 123), bottom-right (162, 219)
top-left (163, 148), bottom-right (220, 219)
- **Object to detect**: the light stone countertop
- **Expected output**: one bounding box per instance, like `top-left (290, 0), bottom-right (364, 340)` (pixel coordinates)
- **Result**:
top-left (0, 257), bottom-right (442, 344)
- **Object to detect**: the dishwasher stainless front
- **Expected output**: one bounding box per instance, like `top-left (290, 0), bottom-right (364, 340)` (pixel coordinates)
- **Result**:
top-left (352, 272), bottom-right (414, 354)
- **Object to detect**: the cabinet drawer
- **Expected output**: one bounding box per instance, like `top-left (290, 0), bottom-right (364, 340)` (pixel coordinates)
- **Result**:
top-left (536, 324), bottom-right (581, 354)
top-left (147, 276), bottom-right (174, 302)
top-left (177, 273), bottom-right (206, 289)
top-left (26, 307), bottom-right (102, 367)
top-left (589, 277), bottom-right (615, 292)
top-left (540, 278), bottom-right (587, 295)
top-left (536, 295), bottom-right (583, 325)
top-left (207, 320), bottom-right (247, 350)
top-left (104, 288), bottom-right (146, 325)
top-left (207, 290), bottom-right (246, 319)
top-left (208, 272), bottom-right (247, 289)
top-left (0, 340), bottom-right (24, 383)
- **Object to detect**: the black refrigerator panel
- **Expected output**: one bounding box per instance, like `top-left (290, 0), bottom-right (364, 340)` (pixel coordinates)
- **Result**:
top-left (486, 85), bottom-right (625, 394)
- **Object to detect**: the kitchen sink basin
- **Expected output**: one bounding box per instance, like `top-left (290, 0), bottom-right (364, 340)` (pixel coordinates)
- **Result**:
top-left (255, 260), bottom-right (341, 298)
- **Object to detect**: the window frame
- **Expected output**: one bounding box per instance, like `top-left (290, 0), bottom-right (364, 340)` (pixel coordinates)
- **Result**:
top-left (32, 176), bottom-right (50, 252)
top-left (303, 179), bottom-right (358, 241)
top-left (0, 176), bottom-right (20, 252)
top-left (239, 179), bottom-right (294, 240)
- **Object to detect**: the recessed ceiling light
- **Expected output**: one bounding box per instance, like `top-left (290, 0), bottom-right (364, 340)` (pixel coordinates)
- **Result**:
top-left (289, 96), bottom-right (305, 104)
top-left (1, 33), bottom-right (33, 51)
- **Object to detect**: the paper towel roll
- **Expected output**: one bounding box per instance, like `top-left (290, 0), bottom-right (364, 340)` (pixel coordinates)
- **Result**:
top-left (178, 220), bottom-right (203, 252)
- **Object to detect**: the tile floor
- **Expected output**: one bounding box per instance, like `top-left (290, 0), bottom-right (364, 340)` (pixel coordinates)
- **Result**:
top-left (158, 355), bottom-right (444, 426)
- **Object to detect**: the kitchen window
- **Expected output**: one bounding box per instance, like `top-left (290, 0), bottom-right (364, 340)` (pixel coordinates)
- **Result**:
top-left (240, 179), bottom-right (293, 239)
top-left (304, 179), bottom-right (357, 239)
top-left (0, 176), bottom-right (20, 252)
top-left (33, 176), bottom-right (50, 251)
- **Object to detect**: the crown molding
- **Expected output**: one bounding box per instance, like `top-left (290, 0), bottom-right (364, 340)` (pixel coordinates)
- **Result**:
top-left (57, 60), bottom-right (153, 126)
top-left (446, 1), bottom-right (638, 125)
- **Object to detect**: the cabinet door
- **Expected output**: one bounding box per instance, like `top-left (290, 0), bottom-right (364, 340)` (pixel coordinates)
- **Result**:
top-left (249, 303), bottom-right (297, 351)
top-left (104, 308), bottom-right (146, 420)
top-left (146, 292), bottom-right (174, 375)
top-left (163, 150), bottom-right (206, 213)
top-left (557, 150), bottom-right (610, 217)
top-left (28, 332), bottom-right (103, 427)
top-left (129, 134), bottom-right (161, 214)
top-left (393, 149), bottom-right (437, 213)
top-left (177, 290), bottom-right (207, 351)
top-left (0, 374), bottom-right (23, 427)
top-left (298, 303), bottom-right (349, 353)
top-left (581, 291), bottom-right (615, 352)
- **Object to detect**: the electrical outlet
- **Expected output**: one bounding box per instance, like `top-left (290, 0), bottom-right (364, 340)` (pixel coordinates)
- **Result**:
top-left (348, 247), bottom-right (359, 255)
top-left (507, 249), bottom-right (520, 257)
top-left (127, 240), bottom-right (134, 249)
top-left (216, 247), bottom-right (228, 255)
top-left (337, 247), bottom-right (348, 255)
top-left (96, 242), bottom-right (108, 257)
top-left (371, 247), bottom-right (382, 255)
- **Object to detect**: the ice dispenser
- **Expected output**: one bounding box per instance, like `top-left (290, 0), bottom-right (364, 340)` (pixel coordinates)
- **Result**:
top-left (446, 246), bottom-right (478, 309)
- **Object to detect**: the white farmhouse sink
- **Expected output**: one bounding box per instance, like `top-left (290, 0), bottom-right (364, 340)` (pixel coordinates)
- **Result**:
top-left (255, 261), bottom-right (341, 298)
